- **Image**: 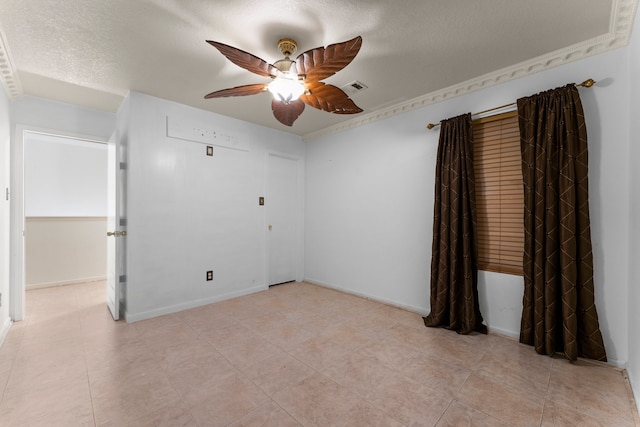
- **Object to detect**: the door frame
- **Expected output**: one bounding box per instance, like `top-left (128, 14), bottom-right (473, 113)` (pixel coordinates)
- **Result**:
top-left (106, 130), bottom-right (123, 320)
top-left (264, 151), bottom-right (305, 286)
top-left (10, 124), bottom-right (108, 321)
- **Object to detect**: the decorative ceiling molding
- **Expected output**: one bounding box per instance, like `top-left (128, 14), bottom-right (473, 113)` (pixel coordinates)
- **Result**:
top-left (0, 28), bottom-right (22, 99)
top-left (303, 0), bottom-right (639, 142)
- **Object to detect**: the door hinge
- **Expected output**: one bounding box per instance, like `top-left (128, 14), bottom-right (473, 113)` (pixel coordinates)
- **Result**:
top-left (119, 275), bottom-right (127, 283)
top-left (5, 188), bottom-right (8, 201)
top-left (0, 292), bottom-right (2, 307)
top-left (119, 162), bottom-right (127, 170)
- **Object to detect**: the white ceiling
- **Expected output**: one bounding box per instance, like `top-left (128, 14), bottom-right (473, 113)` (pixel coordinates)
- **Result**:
top-left (0, 0), bottom-right (636, 138)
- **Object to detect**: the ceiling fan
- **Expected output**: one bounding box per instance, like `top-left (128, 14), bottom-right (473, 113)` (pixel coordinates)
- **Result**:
top-left (204, 36), bottom-right (363, 126)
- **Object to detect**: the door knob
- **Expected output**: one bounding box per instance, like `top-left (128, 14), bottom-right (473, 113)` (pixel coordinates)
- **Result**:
top-left (268, 224), bottom-right (272, 230)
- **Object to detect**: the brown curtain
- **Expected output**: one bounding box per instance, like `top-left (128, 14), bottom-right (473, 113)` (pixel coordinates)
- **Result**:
top-left (423, 113), bottom-right (487, 335)
top-left (517, 84), bottom-right (606, 362)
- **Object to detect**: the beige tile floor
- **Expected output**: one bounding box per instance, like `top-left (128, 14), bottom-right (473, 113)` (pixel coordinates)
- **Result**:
top-left (0, 281), bottom-right (638, 426)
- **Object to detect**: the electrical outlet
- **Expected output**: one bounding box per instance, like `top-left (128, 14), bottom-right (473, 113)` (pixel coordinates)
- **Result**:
top-left (206, 271), bottom-right (213, 281)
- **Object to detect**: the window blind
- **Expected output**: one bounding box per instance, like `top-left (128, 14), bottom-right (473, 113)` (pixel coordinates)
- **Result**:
top-left (472, 111), bottom-right (524, 275)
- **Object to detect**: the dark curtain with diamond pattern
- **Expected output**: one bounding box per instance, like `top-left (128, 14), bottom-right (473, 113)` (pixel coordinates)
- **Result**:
top-left (423, 113), bottom-right (487, 335)
top-left (517, 84), bottom-right (606, 362)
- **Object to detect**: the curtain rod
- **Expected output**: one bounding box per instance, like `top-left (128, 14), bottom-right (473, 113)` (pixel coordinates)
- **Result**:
top-left (425, 78), bottom-right (596, 130)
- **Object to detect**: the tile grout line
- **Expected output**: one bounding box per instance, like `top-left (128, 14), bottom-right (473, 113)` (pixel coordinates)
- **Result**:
top-left (78, 293), bottom-right (99, 427)
top-left (174, 317), bottom-right (224, 427)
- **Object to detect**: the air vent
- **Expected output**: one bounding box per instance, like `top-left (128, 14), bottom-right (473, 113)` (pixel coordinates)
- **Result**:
top-left (341, 80), bottom-right (368, 95)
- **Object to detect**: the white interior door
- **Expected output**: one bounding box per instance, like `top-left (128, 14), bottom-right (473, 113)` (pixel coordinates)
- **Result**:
top-left (267, 154), bottom-right (298, 286)
top-left (106, 131), bottom-right (125, 320)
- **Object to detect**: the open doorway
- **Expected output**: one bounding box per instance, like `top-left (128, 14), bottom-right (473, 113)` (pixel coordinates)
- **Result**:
top-left (13, 130), bottom-right (109, 319)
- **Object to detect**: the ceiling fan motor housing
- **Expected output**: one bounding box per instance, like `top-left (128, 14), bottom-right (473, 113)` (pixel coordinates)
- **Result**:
top-left (277, 38), bottom-right (297, 57)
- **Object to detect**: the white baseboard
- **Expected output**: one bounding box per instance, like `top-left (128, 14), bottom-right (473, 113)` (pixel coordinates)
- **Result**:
top-left (607, 358), bottom-right (627, 369)
top-left (303, 278), bottom-right (428, 315)
top-left (627, 367), bottom-right (640, 419)
top-left (486, 325), bottom-right (519, 340)
top-left (0, 316), bottom-right (11, 349)
top-left (123, 285), bottom-right (268, 323)
top-left (26, 276), bottom-right (107, 290)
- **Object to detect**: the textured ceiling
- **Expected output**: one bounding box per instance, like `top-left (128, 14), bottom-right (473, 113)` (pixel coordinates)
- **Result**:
top-left (0, 0), bottom-right (636, 138)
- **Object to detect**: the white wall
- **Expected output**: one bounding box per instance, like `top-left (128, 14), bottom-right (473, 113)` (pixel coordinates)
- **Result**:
top-left (12, 96), bottom-right (115, 140)
top-left (627, 5), bottom-right (640, 404)
top-left (122, 92), bottom-right (304, 321)
top-left (305, 116), bottom-right (434, 311)
top-left (0, 86), bottom-right (11, 344)
top-left (24, 133), bottom-right (107, 217)
top-left (305, 46), bottom-right (632, 367)
top-left (25, 217), bottom-right (107, 288)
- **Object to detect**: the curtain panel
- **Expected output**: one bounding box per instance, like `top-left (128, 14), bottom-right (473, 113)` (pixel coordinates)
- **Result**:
top-left (517, 84), bottom-right (606, 362)
top-left (424, 113), bottom-right (487, 335)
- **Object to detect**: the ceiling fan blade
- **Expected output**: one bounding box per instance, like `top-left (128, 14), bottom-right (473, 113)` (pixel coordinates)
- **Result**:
top-left (271, 99), bottom-right (305, 126)
top-left (295, 36), bottom-right (362, 82)
top-left (300, 82), bottom-right (363, 114)
top-left (204, 83), bottom-right (268, 99)
top-left (206, 40), bottom-right (277, 78)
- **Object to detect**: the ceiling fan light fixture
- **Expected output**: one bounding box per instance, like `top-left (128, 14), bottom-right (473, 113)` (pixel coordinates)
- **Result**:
top-left (268, 76), bottom-right (305, 103)
top-left (269, 38), bottom-right (304, 103)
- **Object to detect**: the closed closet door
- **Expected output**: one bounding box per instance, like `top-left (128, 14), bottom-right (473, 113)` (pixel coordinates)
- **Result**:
top-left (266, 154), bottom-right (299, 285)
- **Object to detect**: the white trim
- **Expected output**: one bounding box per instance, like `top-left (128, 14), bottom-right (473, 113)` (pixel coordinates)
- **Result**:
top-left (9, 125), bottom-right (25, 321)
top-left (0, 29), bottom-right (22, 99)
top-left (486, 326), bottom-right (519, 340)
top-left (9, 125), bottom-right (109, 322)
top-left (165, 115), bottom-right (249, 152)
top-left (26, 276), bottom-right (106, 290)
top-left (0, 316), bottom-right (11, 349)
top-left (26, 216), bottom-right (107, 221)
top-left (627, 369), bottom-right (640, 418)
top-left (302, 0), bottom-right (640, 141)
top-left (608, 358), bottom-right (628, 369)
top-left (303, 278), bottom-right (427, 315)
top-left (123, 284), bottom-right (267, 323)
top-left (20, 128), bottom-right (108, 145)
